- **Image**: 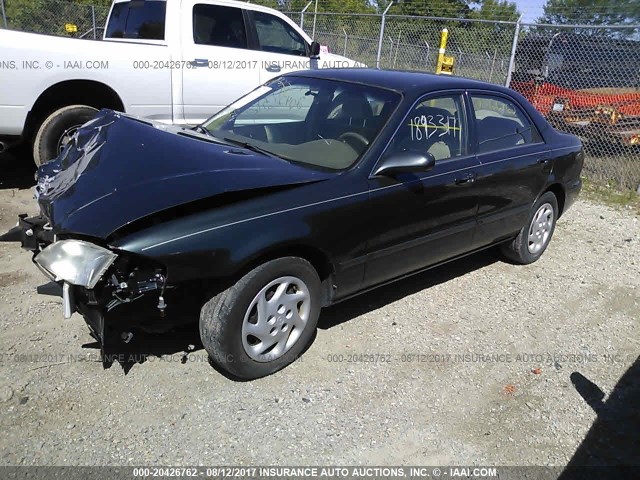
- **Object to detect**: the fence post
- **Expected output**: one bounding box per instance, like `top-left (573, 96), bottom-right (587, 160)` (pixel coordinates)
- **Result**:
top-left (343, 27), bottom-right (348, 56)
top-left (312, 0), bottom-right (318, 39)
top-left (0, 0), bottom-right (7, 29)
top-left (376, 2), bottom-right (393, 69)
top-left (393, 29), bottom-right (401, 68)
top-left (300, 1), bottom-right (312, 30)
top-left (424, 41), bottom-right (430, 68)
top-left (489, 49), bottom-right (497, 83)
top-left (91, 6), bottom-right (97, 39)
top-left (505, 15), bottom-right (523, 88)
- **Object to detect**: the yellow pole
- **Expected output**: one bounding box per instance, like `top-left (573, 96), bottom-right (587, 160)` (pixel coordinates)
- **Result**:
top-left (436, 28), bottom-right (449, 74)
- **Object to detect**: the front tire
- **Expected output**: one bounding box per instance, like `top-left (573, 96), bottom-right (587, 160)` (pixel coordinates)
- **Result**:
top-left (501, 191), bottom-right (558, 264)
top-left (199, 257), bottom-right (321, 380)
top-left (32, 105), bottom-right (98, 166)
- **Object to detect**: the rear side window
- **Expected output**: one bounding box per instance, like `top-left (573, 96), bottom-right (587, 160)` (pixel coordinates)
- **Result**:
top-left (252, 12), bottom-right (307, 56)
top-left (105, 0), bottom-right (166, 40)
top-left (193, 4), bottom-right (247, 49)
top-left (471, 94), bottom-right (542, 153)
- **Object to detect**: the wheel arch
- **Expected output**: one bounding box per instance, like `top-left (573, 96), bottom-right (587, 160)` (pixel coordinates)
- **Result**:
top-left (238, 244), bottom-right (336, 307)
top-left (25, 80), bottom-right (125, 140)
top-left (544, 183), bottom-right (566, 218)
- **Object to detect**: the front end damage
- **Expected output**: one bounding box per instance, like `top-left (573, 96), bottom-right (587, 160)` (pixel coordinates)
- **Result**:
top-left (0, 110), bottom-right (197, 356)
top-left (2, 108), bottom-right (335, 362)
top-left (1, 217), bottom-right (171, 353)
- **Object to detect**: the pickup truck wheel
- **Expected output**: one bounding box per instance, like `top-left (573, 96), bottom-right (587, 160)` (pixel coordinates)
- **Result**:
top-left (199, 257), bottom-right (321, 380)
top-left (501, 191), bottom-right (558, 265)
top-left (33, 105), bottom-right (98, 166)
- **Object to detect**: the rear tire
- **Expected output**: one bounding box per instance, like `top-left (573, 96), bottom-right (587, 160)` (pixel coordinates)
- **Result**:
top-left (32, 105), bottom-right (98, 166)
top-left (501, 191), bottom-right (558, 265)
top-left (199, 257), bottom-right (321, 380)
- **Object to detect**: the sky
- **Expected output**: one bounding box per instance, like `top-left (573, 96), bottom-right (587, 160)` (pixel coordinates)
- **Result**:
top-left (514, 0), bottom-right (548, 23)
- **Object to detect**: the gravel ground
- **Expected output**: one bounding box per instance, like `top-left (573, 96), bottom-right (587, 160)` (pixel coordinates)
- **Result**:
top-left (0, 151), bottom-right (638, 467)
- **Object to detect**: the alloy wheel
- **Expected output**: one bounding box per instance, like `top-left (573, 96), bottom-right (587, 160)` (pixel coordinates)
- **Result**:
top-left (241, 276), bottom-right (311, 362)
top-left (527, 202), bottom-right (554, 254)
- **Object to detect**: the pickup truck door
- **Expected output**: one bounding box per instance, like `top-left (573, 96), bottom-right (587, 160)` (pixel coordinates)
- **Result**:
top-left (245, 10), bottom-right (314, 84)
top-left (180, 1), bottom-right (260, 124)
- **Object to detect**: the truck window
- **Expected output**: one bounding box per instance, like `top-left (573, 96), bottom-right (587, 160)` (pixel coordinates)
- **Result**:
top-left (105, 0), bottom-right (166, 40)
top-left (193, 4), bottom-right (247, 49)
top-left (252, 12), bottom-right (307, 57)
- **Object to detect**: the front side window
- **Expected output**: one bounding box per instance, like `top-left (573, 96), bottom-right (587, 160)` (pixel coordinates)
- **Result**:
top-left (105, 0), bottom-right (166, 40)
top-left (193, 4), bottom-right (247, 49)
top-left (252, 12), bottom-right (307, 56)
top-left (203, 77), bottom-right (400, 170)
top-left (389, 95), bottom-right (466, 161)
top-left (471, 94), bottom-right (541, 153)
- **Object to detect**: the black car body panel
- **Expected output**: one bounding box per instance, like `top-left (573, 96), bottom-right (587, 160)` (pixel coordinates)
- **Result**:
top-left (35, 110), bottom-right (337, 239)
top-left (2, 69), bottom-right (584, 350)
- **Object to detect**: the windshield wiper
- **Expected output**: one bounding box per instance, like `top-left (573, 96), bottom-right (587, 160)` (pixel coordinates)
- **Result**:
top-left (222, 137), bottom-right (288, 160)
top-left (192, 125), bottom-right (214, 137)
top-left (181, 126), bottom-right (229, 145)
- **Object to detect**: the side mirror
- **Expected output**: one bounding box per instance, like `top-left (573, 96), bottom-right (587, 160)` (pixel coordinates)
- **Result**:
top-left (309, 41), bottom-right (321, 58)
top-left (373, 151), bottom-right (436, 177)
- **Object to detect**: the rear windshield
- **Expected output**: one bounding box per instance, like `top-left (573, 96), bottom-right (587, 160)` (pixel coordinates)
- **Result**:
top-left (105, 0), bottom-right (166, 40)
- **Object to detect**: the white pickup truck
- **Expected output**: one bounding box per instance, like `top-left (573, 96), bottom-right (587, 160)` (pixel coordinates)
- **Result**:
top-left (0, 0), bottom-right (358, 165)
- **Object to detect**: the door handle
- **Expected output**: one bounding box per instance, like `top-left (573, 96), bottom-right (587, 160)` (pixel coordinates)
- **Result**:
top-left (190, 58), bottom-right (209, 67)
top-left (265, 63), bottom-right (281, 73)
top-left (454, 172), bottom-right (477, 185)
top-left (538, 157), bottom-right (553, 172)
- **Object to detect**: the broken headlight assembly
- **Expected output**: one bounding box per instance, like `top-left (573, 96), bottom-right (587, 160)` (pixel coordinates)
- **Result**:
top-left (34, 239), bottom-right (118, 289)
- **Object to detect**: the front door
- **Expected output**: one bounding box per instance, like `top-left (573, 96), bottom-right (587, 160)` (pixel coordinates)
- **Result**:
top-left (364, 93), bottom-right (481, 288)
top-left (181, 1), bottom-right (260, 124)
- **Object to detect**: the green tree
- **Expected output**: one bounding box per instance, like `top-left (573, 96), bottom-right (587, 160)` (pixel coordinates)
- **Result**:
top-left (287, 0), bottom-right (375, 14)
top-left (5, 0), bottom-right (111, 35)
top-left (470, 0), bottom-right (519, 22)
top-left (389, 0), bottom-right (471, 18)
top-left (462, 0), bottom-right (519, 55)
top-left (539, 0), bottom-right (640, 26)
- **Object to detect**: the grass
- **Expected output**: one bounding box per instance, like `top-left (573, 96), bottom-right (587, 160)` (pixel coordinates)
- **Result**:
top-left (581, 176), bottom-right (640, 215)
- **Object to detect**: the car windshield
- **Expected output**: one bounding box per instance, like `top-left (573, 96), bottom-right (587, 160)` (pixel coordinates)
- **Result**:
top-left (202, 76), bottom-right (401, 170)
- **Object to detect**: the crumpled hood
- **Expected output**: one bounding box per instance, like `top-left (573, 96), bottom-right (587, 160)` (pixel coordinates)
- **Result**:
top-left (36, 110), bottom-right (333, 239)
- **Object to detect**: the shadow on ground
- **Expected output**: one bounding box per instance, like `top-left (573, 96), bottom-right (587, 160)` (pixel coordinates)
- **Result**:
top-left (318, 251), bottom-right (497, 329)
top-left (558, 356), bottom-right (640, 478)
top-left (76, 251), bottom-right (499, 375)
top-left (0, 149), bottom-right (36, 190)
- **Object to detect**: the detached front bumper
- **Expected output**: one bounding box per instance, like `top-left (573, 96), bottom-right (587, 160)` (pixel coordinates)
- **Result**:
top-left (0, 214), bottom-right (53, 251)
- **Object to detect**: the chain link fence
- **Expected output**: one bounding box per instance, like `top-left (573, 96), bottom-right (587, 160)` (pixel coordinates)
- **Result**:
top-left (1, 0), bottom-right (109, 39)
top-left (511, 23), bottom-right (640, 190)
top-left (296, 12), bottom-right (515, 83)
top-left (1, 1), bottom-right (639, 190)
top-left (293, 12), bottom-right (640, 191)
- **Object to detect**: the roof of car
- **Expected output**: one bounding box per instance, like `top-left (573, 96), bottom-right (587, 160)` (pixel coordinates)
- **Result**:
top-left (287, 68), bottom-right (508, 95)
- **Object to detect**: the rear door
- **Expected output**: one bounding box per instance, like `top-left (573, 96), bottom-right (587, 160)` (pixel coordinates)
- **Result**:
top-left (468, 91), bottom-right (550, 248)
top-left (181, 1), bottom-right (260, 124)
top-left (363, 92), bottom-right (481, 288)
